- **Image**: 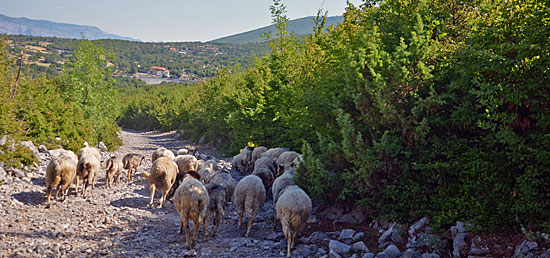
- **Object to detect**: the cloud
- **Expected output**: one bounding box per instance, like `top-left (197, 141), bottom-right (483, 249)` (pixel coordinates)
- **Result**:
top-left (66, 15), bottom-right (73, 18)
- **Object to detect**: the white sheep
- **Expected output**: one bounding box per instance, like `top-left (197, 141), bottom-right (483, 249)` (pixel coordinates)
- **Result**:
top-left (210, 172), bottom-right (235, 203)
top-left (174, 172), bottom-right (209, 249)
top-left (275, 185), bottom-right (312, 258)
top-left (251, 146), bottom-right (267, 165)
top-left (276, 151), bottom-right (300, 177)
top-left (204, 159), bottom-right (219, 172)
top-left (234, 174), bottom-right (266, 237)
top-left (232, 146), bottom-right (254, 174)
top-left (254, 157), bottom-right (277, 177)
top-left (174, 154), bottom-right (199, 173)
top-left (259, 147), bottom-right (288, 161)
top-left (141, 156), bottom-right (178, 208)
top-left (152, 147), bottom-right (176, 163)
top-left (77, 146), bottom-right (101, 161)
top-left (198, 167), bottom-right (216, 184)
top-left (272, 169), bottom-right (296, 228)
top-left (177, 148), bottom-right (189, 155)
top-left (45, 151), bottom-right (78, 204)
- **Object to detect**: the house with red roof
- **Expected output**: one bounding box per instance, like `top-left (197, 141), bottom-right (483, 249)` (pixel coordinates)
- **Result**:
top-left (150, 66), bottom-right (170, 78)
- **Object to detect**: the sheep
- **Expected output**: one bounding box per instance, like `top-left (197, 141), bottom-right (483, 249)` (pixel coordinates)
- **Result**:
top-left (275, 185), bottom-right (312, 258)
top-left (252, 166), bottom-right (275, 194)
top-left (198, 167), bottom-right (216, 184)
top-left (251, 146), bottom-right (267, 165)
top-left (105, 155), bottom-right (124, 188)
top-left (45, 151), bottom-right (78, 204)
top-left (205, 183), bottom-right (226, 237)
top-left (210, 172), bottom-right (235, 203)
top-left (152, 147), bottom-right (176, 163)
top-left (259, 147), bottom-right (288, 161)
top-left (173, 172), bottom-right (209, 249)
top-left (174, 154), bottom-right (199, 173)
top-left (276, 151), bottom-right (300, 177)
top-left (141, 156), bottom-right (178, 208)
top-left (177, 148), bottom-right (189, 156)
top-left (204, 159), bottom-right (219, 172)
top-left (234, 174), bottom-right (266, 237)
top-left (254, 157), bottom-right (277, 177)
top-left (165, 171), bottom-right (201, 202)
top-left (76, 153), bottom-right (100, 197)
top-left (292, 155), bottom-right (304, 170)
top-left (272, 169), bottom-right (296, 228)
top-left (122, 153), bottom-right (145, 181)
top-left (77, 146), bottom-right (101, 161)
top-left (232, 146), bottom-right (254, 174)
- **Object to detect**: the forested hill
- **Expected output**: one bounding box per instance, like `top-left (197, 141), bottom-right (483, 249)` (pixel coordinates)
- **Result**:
top-left (4, 35), bottom-right (270, 83)
top-left (0, 13), bottom-right (137, 41)
top-left (211, 15), bottom-right (343, 44)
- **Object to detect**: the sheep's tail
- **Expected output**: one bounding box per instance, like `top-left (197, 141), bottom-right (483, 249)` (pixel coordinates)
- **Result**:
top-left (141, 171), bottom-right (151, 179)
top-left (105, 158), bottom-right (114, 171)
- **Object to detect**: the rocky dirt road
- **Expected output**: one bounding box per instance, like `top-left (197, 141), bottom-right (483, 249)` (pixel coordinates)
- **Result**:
top-left (0, 130), bottom-right (327, 258)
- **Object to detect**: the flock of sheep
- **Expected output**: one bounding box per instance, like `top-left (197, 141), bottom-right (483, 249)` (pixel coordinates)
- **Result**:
top-left (43, 145), bottom-right (312, 258)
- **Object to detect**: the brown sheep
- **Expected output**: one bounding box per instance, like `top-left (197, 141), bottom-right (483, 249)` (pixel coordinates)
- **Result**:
top-left (204, 160), bottom-right (219, 172)
top-left (205, 183), bottom-right (226, 237)
top-left (76, 154), bottom-right (100, 197)
top-left (105, 155), bottom-right (124, 188)
top-left (141, 156), bottom-right (178, 208)
top-left (234, 174), bottom-right (266, 237)
top-left (252, 166), bottom-right (275, 194)
top-left (122, 153), bottom-right (144, 181)
top-left (45, 151), bottom-right (78, 204)
top-left (174, 172), bottom-right (209, 249)
top-left (77, 146), bottom-right (101, 160)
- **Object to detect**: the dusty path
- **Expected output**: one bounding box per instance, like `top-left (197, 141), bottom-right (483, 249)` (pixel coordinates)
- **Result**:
top-left (0, 129), bottom-right (320, 258)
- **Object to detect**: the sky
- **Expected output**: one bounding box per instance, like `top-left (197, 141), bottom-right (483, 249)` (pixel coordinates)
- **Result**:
top-left (0, 0), bottom-right (363, 42)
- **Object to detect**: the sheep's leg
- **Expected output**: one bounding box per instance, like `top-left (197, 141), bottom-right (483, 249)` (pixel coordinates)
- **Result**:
top-left (287, 232), bottom-right (292, 258)
top-left (127, 166), bottom-right (133, 181)
top-left (184, 217), bottom-right (191, 249)
top-left (115, 172), bottom-right (121, 186)
top-left (291, 229), bottom-right (296, 249)
top-left (81, 177), bottom-right (88, 197)
top-left (245, 216), bottom-right (255, 237)
top-left (158, 191), bottom-right (166, 208)
top-left (211, 212), bottom-right (221, 237)
top-left (74, 177), bottom-right (80, 196)
top-left (273, 212), bottom-right (278, 231)
top-left (237, 209), bottom-right (243, 229)
top-left (91, 172), bottom-right (96, 190)
top-left (105, 171), bottom-right (111, 188)
top-left (192, 217), bottom-right (200, 247)
top-left (55, 187), bottom-right (61, 199)
top-left (178, 220), bottom-right (183, 234)
top-left (203, 214), bottom-right (209, 241)
top-left (148, 185), bottom-right (155, 208)
top-left (46, 188), bottom-right (52, 204)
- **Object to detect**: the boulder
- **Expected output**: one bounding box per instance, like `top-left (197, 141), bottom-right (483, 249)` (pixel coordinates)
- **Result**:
top-left (20, 141), bottom-right (39, 156)
top-left (453, 233), bottom-right (467, 257)
top-left (96, 142), bottom-right (108, 151)
top-left (377, 244), bottom-right (402, 258)
top-left (408, 217), bottom-right (430, 236)
top-left (338, 229), bottom-right (356, 241)
top-left (329, 240), bottom-right (351, 255)
top-left (351, 241), bottom-right (369, 253)
top-left (38, 145), bottom-right (48, 153)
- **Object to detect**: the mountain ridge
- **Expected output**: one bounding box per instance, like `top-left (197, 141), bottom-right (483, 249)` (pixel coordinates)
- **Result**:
top-left (211, 15), bottom-right (343, 44)
top-left (0, 13), bottom-right (139, 41)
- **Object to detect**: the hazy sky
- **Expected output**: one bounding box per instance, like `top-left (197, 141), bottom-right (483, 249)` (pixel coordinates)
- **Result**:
top-left (1, 0), bottom-right (363, 42)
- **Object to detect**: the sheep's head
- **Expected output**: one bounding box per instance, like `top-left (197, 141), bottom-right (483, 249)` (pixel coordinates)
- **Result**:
top-left (166, 173), bottom-right (185, 201)
top-left (185, 170), bottom-right (201, 180)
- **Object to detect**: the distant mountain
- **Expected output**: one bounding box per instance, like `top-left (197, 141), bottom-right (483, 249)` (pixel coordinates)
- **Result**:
top-left (211, 16), bottom-right (344, 44)
top-left (0, 13), bottom-right (139, 41)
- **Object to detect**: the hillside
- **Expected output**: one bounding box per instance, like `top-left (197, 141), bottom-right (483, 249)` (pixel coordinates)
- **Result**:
top-left (5, 35), bottom-right (270, 84)
top-left (0, 13), bottom-right (138, 41)
top-left (211, 16), bottom-right (343, 44)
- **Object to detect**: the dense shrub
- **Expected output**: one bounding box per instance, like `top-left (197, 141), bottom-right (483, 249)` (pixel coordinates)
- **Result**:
top-left (117, 0), bottom-right (549, 231)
